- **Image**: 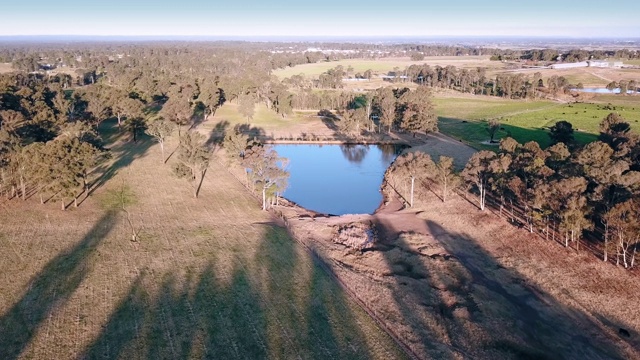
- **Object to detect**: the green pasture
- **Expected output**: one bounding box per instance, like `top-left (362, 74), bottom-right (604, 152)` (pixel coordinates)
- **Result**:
top-left (435, 94), bottom-right (640, 149)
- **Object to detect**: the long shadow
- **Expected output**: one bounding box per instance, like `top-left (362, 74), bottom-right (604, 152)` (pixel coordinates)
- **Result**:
top-left (205, 120), bottom-right (229, 150)
top-left (89, 119), bottom-right (154, 195)
top-left (373, 214), bottom-right (631, 359)
top-left (81, 223), bottom-right (397, 359)
top-left (0, 211), bottom-right (117, 360)
top-left (256, 224), bottom-right (377, 359)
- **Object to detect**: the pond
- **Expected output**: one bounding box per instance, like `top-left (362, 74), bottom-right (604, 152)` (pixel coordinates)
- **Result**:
top-left (577, 87), bottom-right (636, 94)
top-left (273, 144), bottom-right (403, 215)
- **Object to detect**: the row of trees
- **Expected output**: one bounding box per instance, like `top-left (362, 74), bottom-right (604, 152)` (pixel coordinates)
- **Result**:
top-left (606, 80), bottom-right (639, 94)
top-left (387, 113), bottom-right (640, 269)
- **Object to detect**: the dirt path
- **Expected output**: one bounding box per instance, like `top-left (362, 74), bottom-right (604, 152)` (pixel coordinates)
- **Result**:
top-left (589, 71), bottom-right (613, 83)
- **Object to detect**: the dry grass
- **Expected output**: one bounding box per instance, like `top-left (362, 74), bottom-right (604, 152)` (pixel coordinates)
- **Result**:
top-left (273, 56), bottom-right (503, 79)
top-left (280, 187), bottom-right (640, 359)
top-left (0, 121), bottom-right (405, 359)
top-left (0, 63), bottom-right (14, 73)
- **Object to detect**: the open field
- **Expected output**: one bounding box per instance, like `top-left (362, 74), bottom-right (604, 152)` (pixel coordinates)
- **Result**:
top-left (434, 92), bottom-right (640, 148)
top-left (273, 56), bottom-right (502, 79)
top-left (0, 62), bottom-right (14, 73)
top-left (0, 120), bottom-right (405, 359)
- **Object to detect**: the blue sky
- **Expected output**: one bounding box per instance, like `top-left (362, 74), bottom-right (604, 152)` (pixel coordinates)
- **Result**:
top-left (0, 0), bottom-right (638, 38)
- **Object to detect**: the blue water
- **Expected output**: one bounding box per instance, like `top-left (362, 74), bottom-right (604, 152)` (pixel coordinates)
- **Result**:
top-left (273, 144), bottom-right (401, 215)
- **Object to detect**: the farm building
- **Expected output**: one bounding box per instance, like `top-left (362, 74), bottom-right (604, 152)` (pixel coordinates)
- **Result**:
top-left (550, 62), bottom-right (588, 69)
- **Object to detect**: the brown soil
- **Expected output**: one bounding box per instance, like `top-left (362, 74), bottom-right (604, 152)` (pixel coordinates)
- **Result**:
top-left (275, 185), bottom-right (640, 359)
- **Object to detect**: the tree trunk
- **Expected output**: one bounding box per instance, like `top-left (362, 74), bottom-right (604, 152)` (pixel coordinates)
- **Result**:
top-left (479, 184), bottom-right (485, 211)
top-left (442, 178), bottom-right (447, 203)
top-left (117, 114), bottom-right (122, 129)
top-left (74, 197), bottom-right (78, 208)
top-left (40, 194), bottom-right (44, 204)
top-left (603, 220), bottom-right (609, 262)
top-left (20, 175), bottom-right (26, 200)
top-left (410, 176), bottom-right (415, 207)
top-left (160, 141), bottom-right (166, 163)
top-left (262, 187), bottom-right (267, 211)
top-left (61, 198), bottom-right (65, 211)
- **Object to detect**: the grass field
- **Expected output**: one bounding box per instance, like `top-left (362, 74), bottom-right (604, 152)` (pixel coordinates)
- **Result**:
top-left (435, 93), bottom-right (640, 148)
top-left (273, 56), bottom-right (500, 79)
top-left (0, 120), bottom-right (405, 359)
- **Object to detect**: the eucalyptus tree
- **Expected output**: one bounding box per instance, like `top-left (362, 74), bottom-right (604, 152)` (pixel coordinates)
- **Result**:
top-left (242, 146), bottom-right (289, 210)
top-left (338, 108), bottom-right (367, 137)
top-left (461, 150), bottom-right (497, 211)
top-left (374, 87), bottom-right (397, 133)
top-left (197, 77), bottom-right (223, 120)
top-left (387, 151), bottom-right (435, 207)
top-left (548, 120), bottom-right (576, 148)
top-left (605, 199), bottom-right (640, 268)
top-left (432, 156), bottom-right (460, 203)
top-left (80, 85), bottom-right (113, 127)
top-left (146, 119), bottom-right (175, 163)
top-left (160, 92), bottom-right (193, 138)
top-left (238, 93), bottom-right (256, 122)
top-left (112, 92), bottom-right (145, 129)
top-left (223, 125), bottom-right (252, 163)
top-left (398, 86), bottom-right (437, 135)
top-left (173, 131), bottom-right (210, 198)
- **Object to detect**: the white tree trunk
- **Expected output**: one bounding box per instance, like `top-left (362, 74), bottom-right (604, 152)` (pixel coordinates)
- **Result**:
top-left (410, 176), bottom-right (414, 208)
top-left (262, 187), bottom-right (267, 211)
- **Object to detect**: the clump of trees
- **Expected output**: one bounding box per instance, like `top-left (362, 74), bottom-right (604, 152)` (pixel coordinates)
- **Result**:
top-left (386, 152), bottom-right (459, 206)
top-left (386, 114), bottom-right (640, 269)
top-left (242, 145), bottom-right (289, 210)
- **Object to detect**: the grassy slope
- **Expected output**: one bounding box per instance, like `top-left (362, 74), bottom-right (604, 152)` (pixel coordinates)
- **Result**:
top-left (435, 93), bottom-right (640, 149)
top-left (0, 121), bottom-right (405, 359)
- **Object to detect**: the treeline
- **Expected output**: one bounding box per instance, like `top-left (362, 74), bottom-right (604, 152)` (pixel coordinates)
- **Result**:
top-left (492, 48), bottom-right (639, 62)
top-left (402, 64), bottom-right (577, 98)
top-left (388, 114), bottom-right (640, 269)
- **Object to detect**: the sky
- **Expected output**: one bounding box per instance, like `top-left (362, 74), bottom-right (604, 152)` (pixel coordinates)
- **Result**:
top-left (0, 0), bottom-right (639, 38)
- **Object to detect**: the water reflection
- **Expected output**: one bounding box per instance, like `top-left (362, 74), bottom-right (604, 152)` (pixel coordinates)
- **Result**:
top-left (340, 144), bottom-right (370, 164)
top-left (273, 144), bottom-right (404, 215)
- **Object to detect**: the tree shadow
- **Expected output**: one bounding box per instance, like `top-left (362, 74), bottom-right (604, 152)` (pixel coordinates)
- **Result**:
top-left (89, 119), bottom-right (154, 195)
top-left (205, 120), bottom-right (229, 150)
top-left (81, 223), bottom-right (391, 359)
top-left (188, 103), bottom-right (207, 131)
top-left (256, 224), bottom-right (377, 358)
top-left (371, 216), bottom-right (631, 359)
top-left (319, 109), bottom-right (340, 132)
top-left (0, 211), bottom-right (117, 360)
